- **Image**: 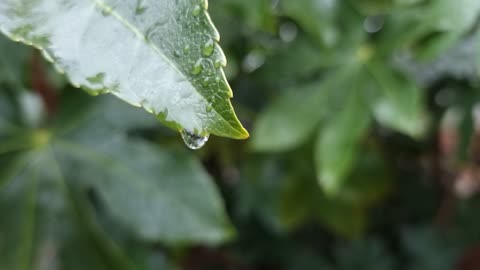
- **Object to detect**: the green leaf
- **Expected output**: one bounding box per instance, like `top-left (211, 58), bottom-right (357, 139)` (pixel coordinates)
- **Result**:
top-left (281, 0), bottom-right (339, 46)
top-left (1, 91), bottom-right (234, 252)
top-left (333, 147), bottom-right (391, 206)
top-left (56, 138), bottom-right (234, 245)
top-left (0, 0), bottom-right (248, 139)
top-left (250, 82), bottom-right (326, 152)
top-left (251, 69), bottom-right (355, 152)
top-left (335, 238), bottom-right (395, 270)
top-left (379, 0), bottom-right (480, 56)
top-left (315, 83), bottom-right (371, 194)
top-left (0, 160), bottom-right (37, 270)
top-left (402, 228), bottom-right (460, 270)
top-left (219, 0), bottom-right (277, 32)
top-left (52, 94), bottom-right (234, 245)
top-left (0, 35), bottom-right (30, 88)
top-left (279, 174), bottom-right (367, 238)
top-left (367, 62), bottom-right (426, 137)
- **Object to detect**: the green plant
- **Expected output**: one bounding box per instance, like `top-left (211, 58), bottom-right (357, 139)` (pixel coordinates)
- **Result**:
top-left (1, 0), bottom-right (480, 269)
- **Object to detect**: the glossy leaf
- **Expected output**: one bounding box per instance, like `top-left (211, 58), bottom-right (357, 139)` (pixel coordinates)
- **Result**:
top-left (0, 0), bottom-right (248, 139)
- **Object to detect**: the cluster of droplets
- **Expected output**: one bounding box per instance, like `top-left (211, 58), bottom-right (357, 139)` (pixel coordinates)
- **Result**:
top-left (175, 0), bottom-right (230, 149)
top-left (181, 130), bottom-right (210, 150)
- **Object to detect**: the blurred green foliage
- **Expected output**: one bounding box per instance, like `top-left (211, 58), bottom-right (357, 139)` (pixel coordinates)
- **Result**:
top-left (2, 0), bottom-right (480, 269)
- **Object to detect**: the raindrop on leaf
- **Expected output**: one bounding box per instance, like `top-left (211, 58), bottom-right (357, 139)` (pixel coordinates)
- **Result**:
top-left (192, 5), bottom-right (201, 16)
top-left (191, 60), bottom-right (203, 75)
top-left (202, 39), bottom-right (215, 57)
top-left (181, 130), bottom-right (210, 150)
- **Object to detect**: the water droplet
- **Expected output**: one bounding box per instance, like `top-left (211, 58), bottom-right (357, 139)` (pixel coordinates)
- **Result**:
top-left (191, 60), bottom-right (203, 75)
top-left (206, 104), bottom-right (213, 112)
top-left (363, 16), bottom-right (384, 34)
top-left (201, 78), bottom-right (210, 87)
top-left (202, 39), bottom-right (215, 57)
top-left (183, 45), bottom-right (191, 54)
top-left (174, 50), bottom-right (181, 57)
top-left (279, 22), bottom-right (298, 43)
top-left (200, 0), bottom-right (208, 10)
top-left (210, 95), bottom-right (217, 103)
top-left (242, 51), bottom-right (265, 73)
top-left (101, 9), bottom-right (111, 16)
top-left (192, 5), bottom-right (201, 16)
top-left (181, 130), bottom-right (209, 150)
top-left (214, 57), bottom-right (227, 68)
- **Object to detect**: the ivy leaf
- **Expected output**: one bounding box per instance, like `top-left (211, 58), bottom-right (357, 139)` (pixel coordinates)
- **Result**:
top-left (0, 0), bottom-right (248, 139)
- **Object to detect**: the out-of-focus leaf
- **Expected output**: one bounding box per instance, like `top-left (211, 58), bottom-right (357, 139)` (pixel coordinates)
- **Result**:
top-left (350, 0), bottom-right (425, 15)
top-left (336, 238), bottom-right (395, 270)
top-left (316, 197), bottom-right (367, 238)
top-left (252, 69), bottom-right (355, 152)
top-left (258, 37), bottom-right (351, 88)
top-left (287, 249), bottom-right (332, 270)
top-left (0, 0), bottom-right (248, 139)
top-left (315, 84), bottom-right (371, 194)
top-left (251, 82), bottom-right (327, 152)
top-left (402, 228), bottom-right (460, 270)
top-left (0, 35), bottom-right (30, 88)
top-left (0, 160), bottom-right (38, 270)
top-left (395, 32), bottom-right (480, 86)
top-left (280, 172), bottom-right (367, 238)
top-left (379, 0), bottom-right (480, 57)
top-left (2, 91), bottom-right (234, 251)
top-left (219, 0), bottom-right (277, 32)
top-left (234, 156), bottom-right (286, 233)
top-left (281, 0), bottom-right (339, 46)
top-left (52, 95), bottom-right (233, 245)
top-left (334, 147), bottom-right (391, 206)
top-left (57, 138), bottom-right (234, 245)
top-left (367, 62), bottom-right (426, 137)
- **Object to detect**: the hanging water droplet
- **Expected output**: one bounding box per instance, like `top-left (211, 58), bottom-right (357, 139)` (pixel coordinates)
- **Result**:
top-left (181, 130), bottom-right (209, 150)
top-left (192, 5), bottom-right (201, 16)
top-left (202, 39), bottom-right (215, 57)
top-left (191, 60), bottom-right (203, 75)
